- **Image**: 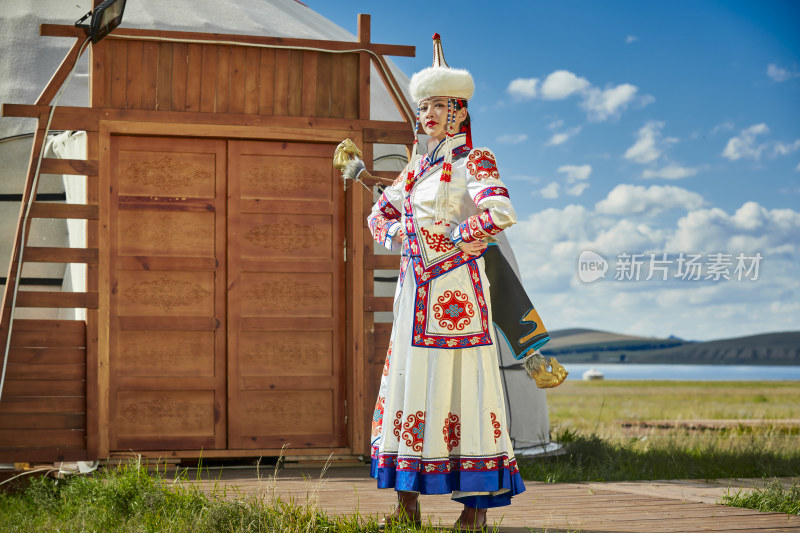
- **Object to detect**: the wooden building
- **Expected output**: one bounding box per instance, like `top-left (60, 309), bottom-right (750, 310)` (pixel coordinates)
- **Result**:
top-left (0, 14), bottom-right (412, 463)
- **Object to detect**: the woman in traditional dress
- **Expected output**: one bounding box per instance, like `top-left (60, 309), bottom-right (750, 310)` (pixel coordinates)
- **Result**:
top-left (364, 34), bottom-right (525, 532)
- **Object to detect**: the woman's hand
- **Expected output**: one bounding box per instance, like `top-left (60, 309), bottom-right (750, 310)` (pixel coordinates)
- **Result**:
top-left (457, 240), bottom-right (488, 256)
top-left (392, 228), bottom-right (405, 244)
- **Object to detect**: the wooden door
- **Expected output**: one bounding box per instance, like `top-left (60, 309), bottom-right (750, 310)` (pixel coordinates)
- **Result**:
top-left (107, 136), bottom-right (227, 451)
top-left (227, 140), bottom-right (346, 450)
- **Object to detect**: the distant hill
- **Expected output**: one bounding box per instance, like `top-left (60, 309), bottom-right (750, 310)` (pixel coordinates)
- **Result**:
top-left (539, 328), bottom-right (800, 365)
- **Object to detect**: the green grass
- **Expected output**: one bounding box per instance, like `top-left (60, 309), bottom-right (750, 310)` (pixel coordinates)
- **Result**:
top-left (518, 428), bottom-right (800, 483)
top-left (0, 461), bottom-right (456, 533)
top-left (721, 478), bottom-right (800, 515)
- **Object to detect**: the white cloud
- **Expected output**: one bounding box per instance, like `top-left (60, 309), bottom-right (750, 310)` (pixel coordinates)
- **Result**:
top-left (558, 164), bottom-right (592, 182)
top-left (711, 122), bottom-right (735, 135)
top-left (508, 69), bottom-right (646, 121)
top-left (721, 124), bottom-right (800, 161)
top-left (497, 133), bottom-right (528, 144)
top-left (548, 119), bottom-right (565, 130)
top-left (540, 70), bottom-right (591, 100)
top-left (796, 162), bottom-right (800, 172)
top-left (642, 164), bottom-right (699, 180)
top-left (767, 63), bottom-right (799, 82)
top-left (546, 126), bottom-right (582, 146)
top-left (722, 123), bottom-right (770, 160)
top-left (624, 121), bottom-right (665, 163)
top-left (566, 182), bottom-right (590, 196)
top-left (582, 83), bottom-right (639, 121)
top-left (505, 199), bottom-right (800, 341)
top-left (538, 182), bottom-right (560, 199)
top-left (595, 184), bottom-right (705, 216)
top-left (507, 78), bottom-right (539, 99)
top-left (626, 35), bottom-right (638, 44)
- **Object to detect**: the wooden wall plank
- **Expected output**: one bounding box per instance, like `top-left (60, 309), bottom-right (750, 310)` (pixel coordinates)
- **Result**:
top-left (315, 53), bottom-right (332, 118)
top-left (244, 47), bottom-right (260, 115)
top-left (287, 50), bottom-right (303, 116)
top-left (10, 321), bottom-right (85, 346)
top-left (200, 44), bottom-right (217, 112)
top-left (215, 45), bottom-right (231, 114)
top-left (0, 413), bottom-right (84, 430)
top-left (185, 43), bottom-right (203, 112)
top-left (2, 380), bottom-right (84, 397)
top-left (330, 54), bottom-right (346, 118)
top-left (29, 203), bottom-right (99, 220)
top-left (87, 128), bottom-right (100, 459)
top-left (155, 42), bottom-right (173, 111)
top-left (4, 364), bottom-right (85, 381)
top-left (257, 48), bottom-right (275, 115)
top-left (0, 449), bottom-right (88, 462)
top-left (125, 40), bottom-right (143, 110)
top-left (0, 430), bottom-right (85, 448)
top-left (23, 246), bottom-right (99, 264)
top-left (0, 397), bottom-right (84, 413)
top-left (343, 54), bottom-right (359, 119)
top-left (300, 51), bottom-right (318, 117)
top-left (141, 41), bottom-right (158, 109)
top-left (39, 158), bottom-right (99, 176)
top-left (110, 39), bottom-right (127, 108)
top-left (273, 49), bottom-right (289, 115)
top-left (229, 46), bottom-right (246, 114)
top-left (171, 42), bottom-right (188, 112)
top-left (8, 347), bottom-right (86, 365)
top-left (15, 291), bottom-right (99, 309)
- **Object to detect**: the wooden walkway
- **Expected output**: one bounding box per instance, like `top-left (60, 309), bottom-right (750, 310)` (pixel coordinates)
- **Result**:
top-left (175, 464), bottom-right (800, 532)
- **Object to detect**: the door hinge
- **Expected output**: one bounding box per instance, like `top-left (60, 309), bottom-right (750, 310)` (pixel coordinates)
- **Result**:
top-left (343, 238), bottom-right (347, 262)
top-left (344, 400), bottom-right (348, 424)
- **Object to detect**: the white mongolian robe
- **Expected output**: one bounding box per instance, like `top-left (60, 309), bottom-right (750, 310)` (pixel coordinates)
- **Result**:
top-left (367, 134), bottom-right (526, 508)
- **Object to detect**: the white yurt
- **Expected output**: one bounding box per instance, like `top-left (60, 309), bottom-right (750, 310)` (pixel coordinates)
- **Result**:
top-left (0, 0), bottom-right (553, 457)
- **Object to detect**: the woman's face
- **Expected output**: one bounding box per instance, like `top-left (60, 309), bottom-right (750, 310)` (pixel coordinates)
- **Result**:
top-left (419, 97), bottom-right (467, 142)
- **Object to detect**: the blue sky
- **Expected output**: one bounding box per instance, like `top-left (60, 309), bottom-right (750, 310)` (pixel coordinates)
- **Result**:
top-left (310, 1), bottom-right (800, 342)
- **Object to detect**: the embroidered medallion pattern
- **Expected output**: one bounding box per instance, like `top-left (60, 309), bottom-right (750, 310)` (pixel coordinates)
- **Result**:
top-left (433, 290), bottom-right (474, 331)
top-left (402, 411), bottom-right (425, 452)
top-left (490, 412), bottom-right (502, 443)
top-left (466, 149), bottom-right (500, 181)
top-left (443, 412), bottom-right (461, 452)
top-left (420, 227), bottom-right (455, 253)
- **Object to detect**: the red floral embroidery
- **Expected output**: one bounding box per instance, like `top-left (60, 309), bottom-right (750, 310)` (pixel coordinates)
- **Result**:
top-left (393, 411), bottom-right (403, 440)
top-left (402, 411), bottom-right (425, 452)
top-left (371, 396), bottom-right (385, 437)
top-left (490, 412), bottom-right (502, 443)
top-left (433, 290), bottom-right (474, 331)
top-left (443, 412), bottom-right (461, 452)
top-left (467, 149), bottom-right (499, 181)
top-left (420, 227), bottom-right (455, 253)
top-left (382, 342), bottom-right (392, 376)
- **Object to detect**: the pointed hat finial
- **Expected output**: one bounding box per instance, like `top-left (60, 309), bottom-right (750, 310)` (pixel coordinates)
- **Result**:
top-left (408, 33), bottom-right (474, 102)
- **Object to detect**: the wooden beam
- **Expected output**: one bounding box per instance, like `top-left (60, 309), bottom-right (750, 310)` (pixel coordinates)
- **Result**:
top-left (365, 254), bottom-right (400, 270)
top-left (23, 247), bottom-right (99, 264)
top-left (15, 291), bottom-right (99, 309)
top-left (1, 104), bottom-right (100, 131)
top-left (35, 34), bottom-right (89, 106)
top-left (40, 24), bottom-right (416, 57)
top-left (29, 203), bottom-right (99, 220)
top-left (39, 158), bottom-right (99, 176)
top-left (365, 296), bottom-right (393, 313)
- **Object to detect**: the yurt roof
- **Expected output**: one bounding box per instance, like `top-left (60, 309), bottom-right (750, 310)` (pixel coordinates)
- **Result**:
top-left (0, 0), bottom-right (409, 139)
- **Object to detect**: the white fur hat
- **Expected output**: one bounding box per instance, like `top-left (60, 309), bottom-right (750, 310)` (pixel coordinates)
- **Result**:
top-left (409, 33), bottom-right (474, 103)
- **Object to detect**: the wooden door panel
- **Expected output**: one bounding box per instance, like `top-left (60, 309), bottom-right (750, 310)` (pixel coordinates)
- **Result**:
top-left (108, 136), bottom-right (227, 452)
top-left (227, 140), bottom-right (346, 450)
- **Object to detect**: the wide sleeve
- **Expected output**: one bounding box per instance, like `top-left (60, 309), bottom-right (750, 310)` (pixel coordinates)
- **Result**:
top-left (367, 173), bottom-right (405, 250)
top-left (451, 147), bottom-right (517, 245)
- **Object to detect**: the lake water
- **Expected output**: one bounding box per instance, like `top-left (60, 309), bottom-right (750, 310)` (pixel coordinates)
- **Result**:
top-left (562, 363), bottom-right (800, 381)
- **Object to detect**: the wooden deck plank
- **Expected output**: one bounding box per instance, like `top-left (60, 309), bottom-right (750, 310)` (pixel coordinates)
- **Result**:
top-left (168, 467), bottom-right (800, 533)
